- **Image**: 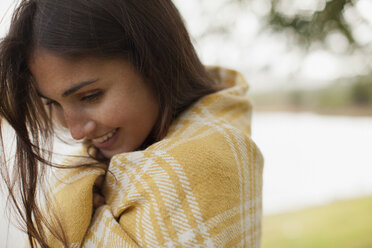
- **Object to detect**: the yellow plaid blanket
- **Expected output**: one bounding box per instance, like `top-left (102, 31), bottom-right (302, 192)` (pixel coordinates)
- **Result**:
top-left (41, 67), bottom-right (264, 247)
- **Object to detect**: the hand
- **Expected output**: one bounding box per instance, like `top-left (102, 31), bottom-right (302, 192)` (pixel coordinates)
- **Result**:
top-left (93, 175), bottom-right (105, 210)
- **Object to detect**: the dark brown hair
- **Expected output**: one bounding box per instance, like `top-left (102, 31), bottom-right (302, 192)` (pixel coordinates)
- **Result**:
top-left (0, 0), bottom-right (217, 247)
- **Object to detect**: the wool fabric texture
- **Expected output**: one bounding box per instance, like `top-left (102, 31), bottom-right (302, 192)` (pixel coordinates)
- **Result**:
top-left (38, 67), bottom-right (264, 247)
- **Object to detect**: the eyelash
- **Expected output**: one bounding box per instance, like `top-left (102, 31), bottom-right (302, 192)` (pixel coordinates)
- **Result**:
top-left (80, 91), bottom-right (103, 102)
top-left (45, 99), bottom-right (58, 106)
top-left (44, 91), bottom-right (103, 106)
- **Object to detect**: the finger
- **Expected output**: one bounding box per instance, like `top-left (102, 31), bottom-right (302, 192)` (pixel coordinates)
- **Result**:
top-left (94, 175), bottom-right (105, 188)
top-left (93, 193), bottom-right (105, 209)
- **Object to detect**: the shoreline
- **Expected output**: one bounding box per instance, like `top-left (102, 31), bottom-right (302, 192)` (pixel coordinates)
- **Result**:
top-left (253, 105), bottom-right (372, 117)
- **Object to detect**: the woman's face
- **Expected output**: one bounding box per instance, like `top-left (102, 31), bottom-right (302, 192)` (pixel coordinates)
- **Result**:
top-left (29, 50), bottom-right (159, 158)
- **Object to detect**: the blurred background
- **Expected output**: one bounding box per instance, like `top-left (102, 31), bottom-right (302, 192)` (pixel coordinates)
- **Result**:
top-left (1, 0), bottom-right (372, 247)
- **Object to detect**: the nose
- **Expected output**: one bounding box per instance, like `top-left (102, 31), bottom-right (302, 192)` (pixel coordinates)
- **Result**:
top-left (59, 108), bottom-right (96, 140)
top-left (69, 120), bottom-right (96, 140)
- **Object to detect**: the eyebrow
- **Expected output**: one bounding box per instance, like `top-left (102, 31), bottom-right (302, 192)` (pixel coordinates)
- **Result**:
top-left (62, 79), bottom-right (99, 97)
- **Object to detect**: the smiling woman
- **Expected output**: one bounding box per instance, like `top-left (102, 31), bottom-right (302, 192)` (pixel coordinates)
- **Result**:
top-left (0, 0), bottom-right (263, 247)
top-left (29, 51), bottom-right (159, 158)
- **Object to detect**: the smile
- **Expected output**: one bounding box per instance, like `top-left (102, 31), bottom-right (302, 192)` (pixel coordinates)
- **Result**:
top-left (92, 128), bottom-right (118, 144)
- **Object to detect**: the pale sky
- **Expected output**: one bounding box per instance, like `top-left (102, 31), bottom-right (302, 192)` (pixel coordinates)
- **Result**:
top-left (0, 0), bottom-right (14, 37)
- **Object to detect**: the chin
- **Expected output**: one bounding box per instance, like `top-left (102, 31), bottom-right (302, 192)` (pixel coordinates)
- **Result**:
top-left (100, 150), bottom-right (115, 159)
top-left (99, 147), bottom-right (127, 159)
top-left (98, 142), bottom-right (144, 159)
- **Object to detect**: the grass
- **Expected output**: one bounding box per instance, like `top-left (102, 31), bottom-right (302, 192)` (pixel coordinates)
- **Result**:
top-left (262, 197), bottom-right (372, 248)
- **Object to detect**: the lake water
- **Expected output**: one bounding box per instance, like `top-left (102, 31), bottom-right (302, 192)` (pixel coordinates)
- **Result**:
top-left (1, 112), bottom-right (372, 246)
top-left (252, 112), bottom-right (372, 214)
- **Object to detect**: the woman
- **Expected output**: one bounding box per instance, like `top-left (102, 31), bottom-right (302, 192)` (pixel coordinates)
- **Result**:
top-left (0, 0), bottom-right (263, 247)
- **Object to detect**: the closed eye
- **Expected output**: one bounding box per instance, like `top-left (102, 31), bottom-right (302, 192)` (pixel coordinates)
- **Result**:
top-left (37, 91), bottom-right (58, 106)
top-left (45, 99), bottom-right (58, 106)
top-left (80, 91), bottom-right (103, 102)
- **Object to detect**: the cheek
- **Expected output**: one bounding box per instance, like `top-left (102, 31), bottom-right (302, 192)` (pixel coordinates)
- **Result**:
top-left (94, 103), bottom-right (128, 127)
top-left (53, 107), bottom-right (68, 128)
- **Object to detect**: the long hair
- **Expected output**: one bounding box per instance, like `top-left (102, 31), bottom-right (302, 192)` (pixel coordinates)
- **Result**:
top-left (0, 0), bottom-right (217, 246)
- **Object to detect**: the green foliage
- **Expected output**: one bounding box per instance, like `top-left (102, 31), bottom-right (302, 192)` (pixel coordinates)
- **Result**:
top-left (315, 81), bottom-right (353, 108)
top-left (350, 77), bottom-right (372, 105)
top-left (288, 90), bottom-right (302, 105)
top-left (221, 0), bottom-right (371, 55)
top-left (262, 197), bottom-right (372, 248)
top-left (250, 74), bottom-right (372, 115)
top-left (319, 74), bottom-right (372, 107)
top-left (266, 0), bottom-right (356, 49)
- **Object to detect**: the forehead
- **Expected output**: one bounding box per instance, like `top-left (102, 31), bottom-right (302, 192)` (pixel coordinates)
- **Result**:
top-left (30, 50), bottom-right (94, 82)
top-left (29, 50), bottom-right (111, 96)
top-left (28, 49), bottom-right (151, 101)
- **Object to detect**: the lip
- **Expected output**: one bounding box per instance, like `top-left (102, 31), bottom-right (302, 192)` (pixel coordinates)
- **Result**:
top-left (92, 128), bottom-right (119, 150)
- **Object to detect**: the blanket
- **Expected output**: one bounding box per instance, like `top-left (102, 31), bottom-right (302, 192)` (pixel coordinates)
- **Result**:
top-left (39, 67), bottom-right (264, 248)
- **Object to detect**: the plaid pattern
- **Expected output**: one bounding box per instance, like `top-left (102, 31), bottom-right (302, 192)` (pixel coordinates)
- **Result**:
top-left (41, 67), bottom-right (263, 248)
